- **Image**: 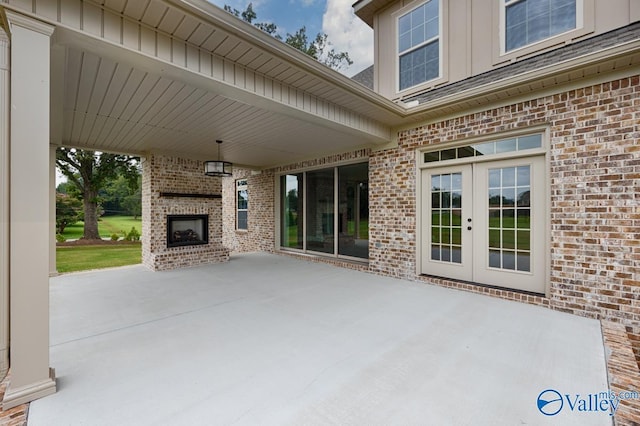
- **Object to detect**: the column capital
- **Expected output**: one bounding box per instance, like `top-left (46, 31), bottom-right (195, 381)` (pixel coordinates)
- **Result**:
top-left (4, 10), bottom-right (54, 37)
top-left (0, 28), bottom-right (7, 71)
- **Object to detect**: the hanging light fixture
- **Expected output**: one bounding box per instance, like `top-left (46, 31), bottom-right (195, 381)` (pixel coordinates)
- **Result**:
top-left (204, 140), bottom-right (233, 177)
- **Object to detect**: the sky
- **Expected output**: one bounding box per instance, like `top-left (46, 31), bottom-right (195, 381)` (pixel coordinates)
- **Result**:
top-left (207, 0), bottom-right (374, 77)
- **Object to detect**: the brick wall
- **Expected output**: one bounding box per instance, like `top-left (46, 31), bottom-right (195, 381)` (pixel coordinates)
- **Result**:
top-left (222, 167), bottom-right (275, 253)
top-left (369, 75), bottom-right (640, 361)
top-left (142, 153), bottom-right (228, 271)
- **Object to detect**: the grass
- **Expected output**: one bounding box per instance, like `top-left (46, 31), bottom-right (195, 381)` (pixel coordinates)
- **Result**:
top-left (56, 242), bottom-right (142, 273)
top-left (56, 215), bottom-right (143, 272)
top-left (60, 215), bottom-right (142, 240)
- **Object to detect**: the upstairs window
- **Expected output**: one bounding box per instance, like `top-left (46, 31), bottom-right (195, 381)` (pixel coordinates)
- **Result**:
top-left (505, 0), bottom-right (576, 52)
top-left (398, 0), bottom-right (440, 91)
top-left (236, 179), bottom-right (248, 231)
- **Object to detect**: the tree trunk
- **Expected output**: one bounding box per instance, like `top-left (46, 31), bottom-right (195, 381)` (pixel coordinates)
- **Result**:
top-left (82, 188), bottom-right (101, 240)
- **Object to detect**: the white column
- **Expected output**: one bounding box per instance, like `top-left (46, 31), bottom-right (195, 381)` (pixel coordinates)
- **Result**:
top-left (2, 11), bottom-right (57, 409)
top-left (0, 27), bottom-right (10, 383)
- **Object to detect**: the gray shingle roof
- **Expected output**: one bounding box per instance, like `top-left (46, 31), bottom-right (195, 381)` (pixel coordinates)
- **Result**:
top-left (351, 65), bottom-right (374, 90)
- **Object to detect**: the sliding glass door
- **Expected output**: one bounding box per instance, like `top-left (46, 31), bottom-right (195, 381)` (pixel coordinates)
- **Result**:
top-left (306, 169), bottom-right (335, 254)
top-left (338, 163), bottom-right (369, 258)
top-left (280, 162), bottom-right (369, 260)
top-left (281, 173), bottom-right (303, 249)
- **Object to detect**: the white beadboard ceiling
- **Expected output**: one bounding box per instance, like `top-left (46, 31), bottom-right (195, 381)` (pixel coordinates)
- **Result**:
top-left (46, 0), bottom-right (406, 168)
top-left (58, 46), bottom-right (382, 167)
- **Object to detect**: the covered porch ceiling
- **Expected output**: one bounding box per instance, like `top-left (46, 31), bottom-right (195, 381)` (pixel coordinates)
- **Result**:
top-left (39, 0), bottom-right (407, 169)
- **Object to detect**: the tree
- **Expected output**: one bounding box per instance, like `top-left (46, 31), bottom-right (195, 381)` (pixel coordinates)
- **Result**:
top-left (56, 148), bottom-right (139, 240)
top-left (101, 174), bottom-right (141, 216)
top-left (55, 193), bottom-right (82, 234)
top-left (225, 3), bottom-right (353, 71)
top-left (122, 176), bottom-right (142, 219)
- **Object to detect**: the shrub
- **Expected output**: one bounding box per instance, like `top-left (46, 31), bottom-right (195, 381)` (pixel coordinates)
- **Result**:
top-left (124, 227), bottom-right (141, 242)
top-left (110, 233), bottom-right (120, 241)
top-left (56, 233), bottom-right (66, 243)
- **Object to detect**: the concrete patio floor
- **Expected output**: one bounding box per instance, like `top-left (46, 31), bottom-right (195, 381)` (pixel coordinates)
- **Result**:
top-left (29, 253), bottom-right (611, 425)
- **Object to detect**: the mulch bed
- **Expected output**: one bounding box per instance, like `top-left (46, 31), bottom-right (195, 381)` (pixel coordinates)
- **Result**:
top-left (56, 239), bottom-right (140, 247)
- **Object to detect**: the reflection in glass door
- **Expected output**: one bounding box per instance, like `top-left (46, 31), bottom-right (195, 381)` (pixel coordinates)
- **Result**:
top-left (306, 169), bottom-right (335, 254)
top-left (473, 156), bottom-right (545, 293)
top-left (281, 173), bottom-right (303, 249)
top-left (422, 165), bottom-right (473, 281)
top-left (279, 163), bottom-right (369, 260)
top-left (338, 163), bottom-right (369, 258)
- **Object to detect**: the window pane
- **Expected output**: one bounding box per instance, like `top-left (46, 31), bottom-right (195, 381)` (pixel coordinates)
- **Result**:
top-left (506, 0), bottom-right (576, 52)
top-left (502, 251), bottom-right (516, 270)
top-left (502, 167), bottom-right (516, 187)
top-left (486, 164), bottom-right (534, 273)
top-left (518, 134), bottom-right (542, 150)
top-left (399, 41), bottom-right (439, 90)
top-left (281, 174), bottom-right (303, 249)
top-left (399, 32), bottom-right (411, 52)
top-left (517, 187), bottom-right (531, 207)
top-left (441, 148), bottom-right (456, 161)
top-left (425, 151), bottom-right (439, 162)
top-left (474, 142), bottom-right (495, 156)
top-left (506, 1), bottom-right (526, 27)
top-left (399, 14), bottom-right (411, 36)
top-left (338, 163), bottom-right (369, 259)
top-left (306, 169), bottom-right (335, 254)
top-left (496, 138), bottom-right (517, 154)
top-left (430, 172), bottom-right (462, 264)
top-left (517, 252), bottom-right (531, 272)
top-left (517, 165), bottom-right (532, 185)
top-left (398, 0), bottom-right (440, 91)
top-left (237, 210), bottom-right (248, 230)
top-left (237, 189), bottom-right (248, 210)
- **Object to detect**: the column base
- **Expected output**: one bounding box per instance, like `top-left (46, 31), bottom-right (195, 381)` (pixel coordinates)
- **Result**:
top-left (2, 368), bottom-right (56, 410)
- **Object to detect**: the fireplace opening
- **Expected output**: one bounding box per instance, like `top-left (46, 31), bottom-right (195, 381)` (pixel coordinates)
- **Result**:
top-left (167, 215), bottom-right (208, 248)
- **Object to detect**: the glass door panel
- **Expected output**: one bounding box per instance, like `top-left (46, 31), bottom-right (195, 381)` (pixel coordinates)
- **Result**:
top-left (338, 163), bottom-right (369, 259)
top-left (306, 169), bottom-right (335, 254)
top-left (281, 174), bottom-right (304, 249)
top-left (421, 165), bottom-right (472, 281)
top-left (473, 156), bottom-right (545, 293)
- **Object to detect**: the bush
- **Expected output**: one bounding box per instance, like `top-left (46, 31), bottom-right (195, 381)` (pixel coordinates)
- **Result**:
top-left (56, 233), bottom-right (66, 243)
top-left (124, 227), bottom-right (141, 242)
top-left (110, 233), bottom-right (120, 241)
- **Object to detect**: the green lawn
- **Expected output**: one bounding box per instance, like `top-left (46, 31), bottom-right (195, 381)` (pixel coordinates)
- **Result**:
top-left (57, 215), bottom-right (142, 272)
top-left (60, 215), bottom-right (142, 240)
top-left (56, 243), bottom-right (142, 273)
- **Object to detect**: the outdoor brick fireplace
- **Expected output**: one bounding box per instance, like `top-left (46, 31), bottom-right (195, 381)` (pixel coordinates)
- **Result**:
top-left (142, 154), bottom-right (229, 271)
top-left (167, 214), bottom-right (208, 247)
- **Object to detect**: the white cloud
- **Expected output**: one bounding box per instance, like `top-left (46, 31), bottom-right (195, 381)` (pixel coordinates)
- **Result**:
top-left (322, 0), bottom-right (373, 77)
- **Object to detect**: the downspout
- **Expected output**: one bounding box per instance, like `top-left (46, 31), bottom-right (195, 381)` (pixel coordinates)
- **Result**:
top-left (0, 24), bottom-right (10, 381)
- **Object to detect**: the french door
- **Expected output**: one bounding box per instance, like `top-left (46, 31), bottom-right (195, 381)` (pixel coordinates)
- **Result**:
top-left (422, 156), bottom-right (546, 293)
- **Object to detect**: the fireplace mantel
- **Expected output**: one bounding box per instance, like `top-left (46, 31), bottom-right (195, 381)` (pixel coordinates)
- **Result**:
top-left (159, 192), bottom-right (221, 199)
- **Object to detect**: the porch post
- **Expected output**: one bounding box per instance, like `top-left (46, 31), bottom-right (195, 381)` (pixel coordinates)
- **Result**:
top-left (0, 27), bottom-right (9, 383)
top-left (2, 11), bottom-right (56, 409)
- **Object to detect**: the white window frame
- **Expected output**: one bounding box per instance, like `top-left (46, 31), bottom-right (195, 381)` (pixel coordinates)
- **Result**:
top-left (396, 0), bottom-right (443, 93)
top-left (415, 128), bottom-right (551, 296)
top-left (236, 179), bottom-right (248, 231)
top-left (499, 0), bottom-right (584, 55)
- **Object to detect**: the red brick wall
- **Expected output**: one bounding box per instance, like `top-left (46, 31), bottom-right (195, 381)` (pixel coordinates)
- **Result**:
top-left (369, 75), bottom-right (640, 360)
top-left (141, 154), bottom-right (228, 270)
top-left (218, 76), bottom-right (639, 362)
top-left (222, 167), bottom-right (275, 253)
